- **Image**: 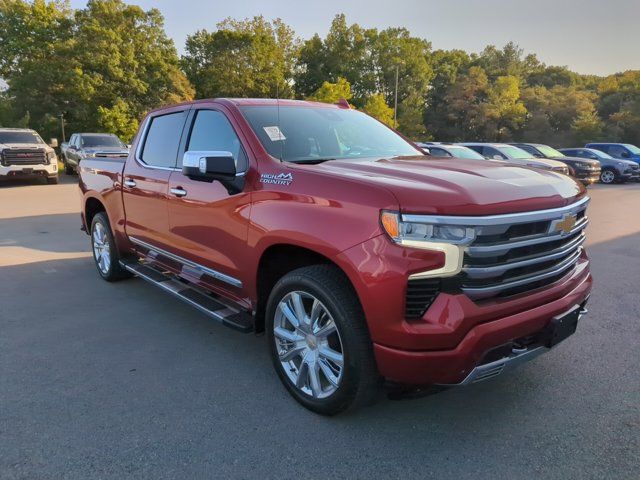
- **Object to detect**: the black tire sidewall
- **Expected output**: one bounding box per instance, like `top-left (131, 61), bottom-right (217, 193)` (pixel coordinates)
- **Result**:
top-left (266, 267), bottom-right (371, 415)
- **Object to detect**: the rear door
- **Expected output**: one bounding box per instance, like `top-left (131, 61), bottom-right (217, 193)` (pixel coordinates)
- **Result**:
top-left (166, 106), bottom-right (252, 300)
top-left (122, 106), bottom-right (189, 251)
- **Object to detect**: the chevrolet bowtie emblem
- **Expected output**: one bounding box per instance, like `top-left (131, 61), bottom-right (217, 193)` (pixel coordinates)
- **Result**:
top-left (555, 213), bottom-right (577, 235)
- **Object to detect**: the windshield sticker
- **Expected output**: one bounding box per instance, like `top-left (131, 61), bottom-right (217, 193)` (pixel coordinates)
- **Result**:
top-left (260, 173), bottom-right (293, 186)
top-left (263, 126), bottom-right (286, 142)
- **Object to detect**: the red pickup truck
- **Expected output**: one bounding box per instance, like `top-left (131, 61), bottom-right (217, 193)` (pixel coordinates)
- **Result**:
top-left (79, 99), bottom-right (592, 414)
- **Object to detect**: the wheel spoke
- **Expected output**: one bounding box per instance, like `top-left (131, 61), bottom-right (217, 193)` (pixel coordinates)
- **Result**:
top-left (279, 302), bottom-right (300, 329)
top-left (274, 327), bottom-right (302, 343)
top-left (279, 345), bottom-right (307, 362)
top-left (318, 358), bottom-right (340, 388)
top-left (319, 346), bottom-right (343, 366)
top-left (314, 319), bottom-right (336, 338)
top-left (295, 359), bottom-right (309, 389)
top-left (291, 292), bottom-right (307, 326)
top-left (309, 299), bottom-right (322, 324)
top-left (308, 362), bottom-right (322, 398)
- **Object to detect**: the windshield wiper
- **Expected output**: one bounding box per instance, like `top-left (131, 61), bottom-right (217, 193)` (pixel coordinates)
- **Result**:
top-left (288, 158), bottom-right (337, 164)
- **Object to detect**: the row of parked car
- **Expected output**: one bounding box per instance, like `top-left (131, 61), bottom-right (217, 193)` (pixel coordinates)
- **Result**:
top-left (416, 142), bottom-right (640, 186)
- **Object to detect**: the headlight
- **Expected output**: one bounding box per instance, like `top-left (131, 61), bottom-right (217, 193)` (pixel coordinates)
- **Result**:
top-left (81, 152), bottom-right (96, 158)
top-left (380, 211), bottom-right (475, 278)
top-left (381, 211), bottom-right (476, 245)
top-left (46, 151), bottom-right (57, 163)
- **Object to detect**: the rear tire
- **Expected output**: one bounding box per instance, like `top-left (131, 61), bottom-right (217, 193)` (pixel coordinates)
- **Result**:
top-left (90, 212), bottom-right (132, 282)
top-left (600, 168), bottom-right (618, 184)
top-left (266, 265), bottom-right (379, 415)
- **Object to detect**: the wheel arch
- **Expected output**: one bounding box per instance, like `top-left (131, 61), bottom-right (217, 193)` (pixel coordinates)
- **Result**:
top-left (84, 196), bottom-right (106, 231)
top-left (254, 243), bottom-right (361, 333)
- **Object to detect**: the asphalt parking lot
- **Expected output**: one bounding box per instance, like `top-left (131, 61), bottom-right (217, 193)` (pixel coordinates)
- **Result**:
top-left (1, 175), bottom-right (639, 479)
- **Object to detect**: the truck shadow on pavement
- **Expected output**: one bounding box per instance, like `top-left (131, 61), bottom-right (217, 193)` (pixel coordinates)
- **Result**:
top-left (0, 213), bottom-right (90, 266)
top-left (1, 232), bottom-right (638, 479)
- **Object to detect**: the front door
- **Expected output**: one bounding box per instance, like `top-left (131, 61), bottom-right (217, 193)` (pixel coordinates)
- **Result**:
top-left (166, 107), bottom-right (252, 301)
top-left (123, 108), bottom-right (189, 250)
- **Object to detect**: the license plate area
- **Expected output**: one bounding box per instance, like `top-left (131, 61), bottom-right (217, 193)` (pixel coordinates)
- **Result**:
top-left (545, 306), bottom-right (580, 347)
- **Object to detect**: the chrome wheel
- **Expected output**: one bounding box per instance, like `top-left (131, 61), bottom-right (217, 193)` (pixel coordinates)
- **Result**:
top-left (601, 170), bottom-right (615, 184)
top-left (92, 222), bottom-right (111, 275)
top-left (273, 291), bottom-right (344, 399)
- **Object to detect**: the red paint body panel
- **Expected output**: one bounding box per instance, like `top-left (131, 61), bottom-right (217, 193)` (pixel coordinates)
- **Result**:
top-left (79, 98), bottom-right (593, 387)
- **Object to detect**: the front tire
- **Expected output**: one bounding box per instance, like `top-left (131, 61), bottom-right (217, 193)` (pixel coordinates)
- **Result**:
top-left (46, 175), bottom-right (58, 184)
top-left (90, 212), bottom-right (131, 282)
top-left (600, 168), bottom-right (618, 184)
top-left (266, 265), bottom-right (379, 415)
top-left (64, 160), bottom-right (74, 175)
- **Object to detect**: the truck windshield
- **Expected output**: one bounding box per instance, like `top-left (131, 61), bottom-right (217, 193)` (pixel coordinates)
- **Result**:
top-left (447, 146), bottom-right (485, 160)
top-left (497, 146), bottom-right (534, 160)
top-left (536, 145), bottom-right (564, 158)
top-left (240, 106), bottom-right (422, 163)
top-left (0, 131), bottom-right (44, 144)
top-left (81, 135), bottom-right (124, 148)
top-left (624, 144), bottom-right (640, 154)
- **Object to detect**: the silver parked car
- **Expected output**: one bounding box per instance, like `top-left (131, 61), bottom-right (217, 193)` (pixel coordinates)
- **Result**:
top-left (459, 143), bottom-right (570, 175)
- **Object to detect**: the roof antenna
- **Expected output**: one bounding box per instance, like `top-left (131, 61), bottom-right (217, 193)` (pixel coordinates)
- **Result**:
top-left (277, 80), bottom-right (283, 162)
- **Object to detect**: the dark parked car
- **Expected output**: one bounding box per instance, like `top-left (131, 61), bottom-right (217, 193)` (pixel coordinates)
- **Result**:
top-left (559, 148), bottom-right (640, 184)
top-left (510, 143), bottom-right (601, 186)
top-left (586, 143), bottom-right (640, 166)
top-left (61, 133), bottom-right (129, 174)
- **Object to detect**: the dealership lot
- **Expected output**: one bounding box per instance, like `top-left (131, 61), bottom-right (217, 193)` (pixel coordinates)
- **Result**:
top-left (1, 177), bottom-right (638, 479)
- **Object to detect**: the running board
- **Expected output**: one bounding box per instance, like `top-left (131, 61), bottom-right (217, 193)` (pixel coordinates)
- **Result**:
top-left (119, 259), bottom-right (253, 333)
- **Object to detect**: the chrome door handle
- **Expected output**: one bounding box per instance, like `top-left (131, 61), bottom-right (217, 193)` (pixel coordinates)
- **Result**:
top-left (124, 179), bottom-right (137, 188)
top-left (170, 187), bottom-right (187, 198)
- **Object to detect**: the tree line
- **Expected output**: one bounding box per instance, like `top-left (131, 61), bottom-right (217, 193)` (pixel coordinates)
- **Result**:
top-left (1, 0), bottom-right (639, 147)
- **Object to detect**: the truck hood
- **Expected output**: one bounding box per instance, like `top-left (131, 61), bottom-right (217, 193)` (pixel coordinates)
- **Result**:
top-left (316, 156), bottom-right (585, 215)
top-left (0, 142), bottom-right (53, 152)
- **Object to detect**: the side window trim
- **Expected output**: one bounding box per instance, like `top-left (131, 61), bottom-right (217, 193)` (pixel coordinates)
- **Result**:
top-left (181, 108), bottom-right (249, 173)
top-left (135, 109), bottom-right (189, 171)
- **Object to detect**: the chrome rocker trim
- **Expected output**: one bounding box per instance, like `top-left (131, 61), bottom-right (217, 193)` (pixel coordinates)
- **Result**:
top-left (128, 236), bottom-right (243, 288)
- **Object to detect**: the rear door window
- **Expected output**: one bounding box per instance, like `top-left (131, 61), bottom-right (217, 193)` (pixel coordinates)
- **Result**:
top-left (140, 111), bottom-right (187, 168)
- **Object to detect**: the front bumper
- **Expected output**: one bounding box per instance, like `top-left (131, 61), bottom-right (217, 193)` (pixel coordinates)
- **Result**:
top-left (574, 169), bottom-right (601, 184)
top-left (0, 163), bottom-right (57, 178)
top-left (338, 233), bottom-right (592, 386)
top-left (372, 260), bottom-right (591, 385)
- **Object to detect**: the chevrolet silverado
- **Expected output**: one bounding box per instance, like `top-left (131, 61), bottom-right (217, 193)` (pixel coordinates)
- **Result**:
top-left (79, 99), bottom-right (592, 414)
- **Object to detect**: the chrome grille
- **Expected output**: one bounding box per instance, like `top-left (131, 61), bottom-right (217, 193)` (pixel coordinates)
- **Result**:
top-left (2, 148), bottom-right (47, 166)
top-left (460, 197), bottom-right (589, 300)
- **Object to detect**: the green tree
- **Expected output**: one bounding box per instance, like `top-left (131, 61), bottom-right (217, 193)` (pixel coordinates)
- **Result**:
top-left (0, 0), bottom-right (192, 141)
top-left (485, 75), bottom-right (527, 140)
top-left (596, 71), bottom-right (640, 144)
top-left (306, 77), bottom-right (352, 103)
top-left (362, 93), bottom-right (396, 127)
top-left (571, 111), bottom-right (604, 144)
top-left (294, 14), bottom-right (374, 100)
top-left (182, 16), bottom-right (298, 99)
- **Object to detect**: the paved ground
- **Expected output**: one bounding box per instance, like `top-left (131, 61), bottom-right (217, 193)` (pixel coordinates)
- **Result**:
top-left (1, 175), bottom-right (638, 479)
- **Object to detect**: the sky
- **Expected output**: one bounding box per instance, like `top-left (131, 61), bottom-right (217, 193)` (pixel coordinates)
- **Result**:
top-left (70, 0), bottom-right (639, 76)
